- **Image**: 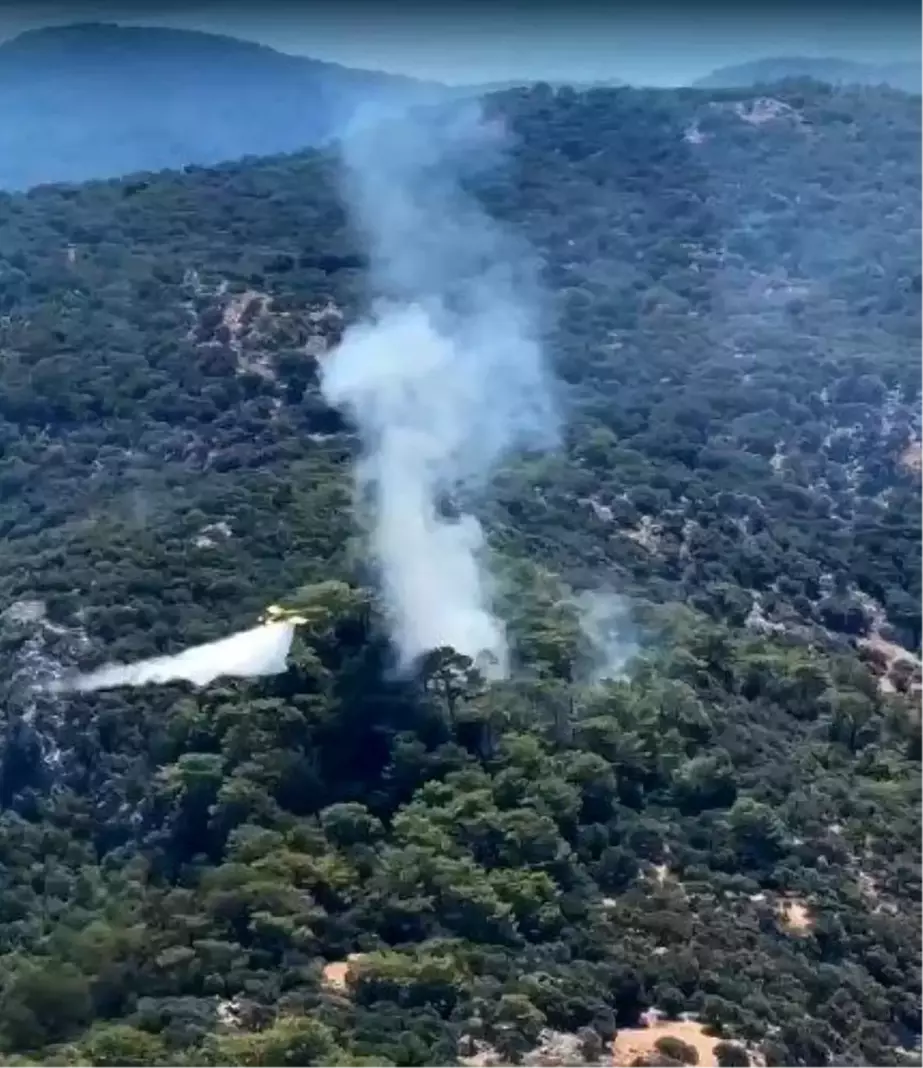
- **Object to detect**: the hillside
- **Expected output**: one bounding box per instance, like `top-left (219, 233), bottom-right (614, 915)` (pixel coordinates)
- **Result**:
top-left (0, 23), bottom-right (438, 191)
top-left (0, 82), bottom-right (919, 1067)
top-left (694, 56), bottom-right (921, 94)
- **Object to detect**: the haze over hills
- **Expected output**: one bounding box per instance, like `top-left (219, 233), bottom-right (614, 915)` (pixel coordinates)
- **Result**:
top-left (695, 55), bottom-right (921, 94)
top-left (0, 22), bottom-right (441, 190)
top-left (0, 20), bottom-right (631, 192)
top-left (463, 76), bottom-right (627, 93)
top-left (0, 22), bottom-right (919, 191)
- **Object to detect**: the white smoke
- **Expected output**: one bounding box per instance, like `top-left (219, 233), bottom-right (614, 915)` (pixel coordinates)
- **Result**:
top-left (321, 101), bottom-right (556, 677)
top-left (51, 623), bottom-right (295, 694)
top-left (576, 591), bottom-right (639, 684)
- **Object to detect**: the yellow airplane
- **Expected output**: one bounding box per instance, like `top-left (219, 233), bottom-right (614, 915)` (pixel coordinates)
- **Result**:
top-left (259, 603), bottom-right (309, 627)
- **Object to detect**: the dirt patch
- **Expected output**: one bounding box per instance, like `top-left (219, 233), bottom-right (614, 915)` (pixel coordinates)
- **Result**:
top-left (858, 871), bottom-right (879, 903)
top-left (732, 97), bottom-right (804, 126)
top-left (852, 590), bottom-right (922, 698)
top-left (684, 122), bottom-right (708, 145)
top-left (222, 289), bottom-right (267, 337)
top-left (777, 897), bottom-right (812, 934)
top-left (321, 953), bottom-right (365, 992)
top-left (652, 864), bottom-right (669, 885)
top-left (459, 1028), bottom-right (611, 1066)
top-left (863, 633), bottom-right (919, 667)
top-left (900, 440), bottom-right (922, 473)
top-left (623, 516), bottom-right (661, 553)
top-left (858, 633), bottom-right (922, 698)
top-left (612, 1019), bottom-right (722, 1067)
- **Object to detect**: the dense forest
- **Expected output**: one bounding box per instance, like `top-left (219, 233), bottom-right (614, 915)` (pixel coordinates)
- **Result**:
top-left (0, 79), bottom-right (920, 1067)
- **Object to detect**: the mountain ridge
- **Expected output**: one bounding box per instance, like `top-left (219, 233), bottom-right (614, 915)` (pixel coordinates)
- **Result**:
top-left (0, 22), bottom-right (442, 191)
top-left (694, 54), bottom-right (921, 93)
top-left (0, 22), bottom-right (434, 88)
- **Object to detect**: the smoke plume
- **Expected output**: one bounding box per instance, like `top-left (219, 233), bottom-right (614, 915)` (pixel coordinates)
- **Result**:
top-left (321, 101), bottom-right (556, 677)
top-left (576, 591), bottom-right (639, 684)
top-left (51, 623), bottom-right (296, 694)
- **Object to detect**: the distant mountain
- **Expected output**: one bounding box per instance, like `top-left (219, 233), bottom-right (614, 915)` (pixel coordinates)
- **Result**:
top-left (460, 76), bottom-right (627, 94)
top-left (0, 22), bottom-right (442, 190)
top-left (694, 56), bottom-right (921, 94)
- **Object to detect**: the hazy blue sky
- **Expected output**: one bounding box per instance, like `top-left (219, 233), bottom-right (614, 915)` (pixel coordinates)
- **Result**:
top-left (0, 0), bottom-right (919, 85)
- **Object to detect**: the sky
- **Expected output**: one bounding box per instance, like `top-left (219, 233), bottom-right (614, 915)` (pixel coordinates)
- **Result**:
top-left (0, 0), bottom-right (919, 86)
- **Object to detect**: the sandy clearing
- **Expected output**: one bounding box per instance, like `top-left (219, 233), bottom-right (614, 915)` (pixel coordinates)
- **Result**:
top-left (321, 952), bottom-right (365, 991)
top-left (611, 1019), bottom-right (722, 1066)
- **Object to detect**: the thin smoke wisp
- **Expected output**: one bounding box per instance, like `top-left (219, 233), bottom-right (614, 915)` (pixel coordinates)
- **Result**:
top-left (50, 622), bottom-right (296, 694)
top-left (320, 101), bottom-right (557, 678)
top-left (576, 591), bottom-right (639, 684)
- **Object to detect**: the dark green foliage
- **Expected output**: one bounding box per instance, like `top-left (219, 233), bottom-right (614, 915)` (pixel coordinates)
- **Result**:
top-left (0, 80), bottom-right (918, 1067)
top-left (655, 1036), bottom-right (700, 1064)
top-left (714, 1042), bottom-right (750, 1067)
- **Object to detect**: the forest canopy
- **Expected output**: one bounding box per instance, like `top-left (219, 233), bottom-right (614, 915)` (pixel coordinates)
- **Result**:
top-left (0, 80), bottom-right (919, 1067)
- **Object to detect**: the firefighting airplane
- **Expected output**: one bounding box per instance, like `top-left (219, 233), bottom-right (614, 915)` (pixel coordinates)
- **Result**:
top-left (258, 603), bottom-right (309, 627)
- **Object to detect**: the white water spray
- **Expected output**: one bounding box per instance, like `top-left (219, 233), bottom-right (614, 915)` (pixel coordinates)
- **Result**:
top-left (51, 622), bottom-right (295, 693)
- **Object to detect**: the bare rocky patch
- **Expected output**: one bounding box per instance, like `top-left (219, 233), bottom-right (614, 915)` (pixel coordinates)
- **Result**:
top-left (777, 896), bottom-right (813, 935)
top-left (321, 952), bottom-right (365, 993)
top-left (612, 1015), bottom-right (724, 1067)
top-left (899, 439), bottom-right (922, 474)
